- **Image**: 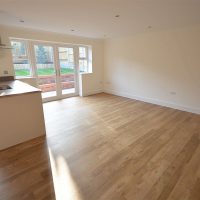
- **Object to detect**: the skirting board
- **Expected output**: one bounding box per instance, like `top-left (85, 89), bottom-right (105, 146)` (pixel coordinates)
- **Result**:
top-left (104, 89), bottom-right (200, 115)
top-left (81, 89), bottom-right (104, 97)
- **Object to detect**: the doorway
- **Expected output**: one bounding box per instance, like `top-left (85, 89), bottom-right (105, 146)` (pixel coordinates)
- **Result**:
top-left (32, 43), bottom-right (78, 102)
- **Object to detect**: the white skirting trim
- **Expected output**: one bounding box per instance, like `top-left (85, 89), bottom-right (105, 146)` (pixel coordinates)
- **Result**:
top-left (104, 89), bottom-right (200, 115)
top-left (81, 89), bottom-right (104, 97)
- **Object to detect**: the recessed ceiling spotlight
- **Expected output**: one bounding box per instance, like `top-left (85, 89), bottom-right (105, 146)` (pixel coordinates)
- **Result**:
top-left (115, 14), bottom-right (120, 18)
top-left (147, 25), bottom-right (152, 29)
top-left (19, 19), bottom-right (24, 23)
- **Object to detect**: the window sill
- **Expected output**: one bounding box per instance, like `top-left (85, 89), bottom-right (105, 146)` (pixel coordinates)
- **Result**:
top-left (15, 76), bottom-right (35, 80)
top-left (79, 72), bottom-right (93, 75)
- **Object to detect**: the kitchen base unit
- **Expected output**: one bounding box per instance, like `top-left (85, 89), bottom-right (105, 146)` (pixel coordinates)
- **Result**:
top-left (0, 81), bottom-right (46, 150)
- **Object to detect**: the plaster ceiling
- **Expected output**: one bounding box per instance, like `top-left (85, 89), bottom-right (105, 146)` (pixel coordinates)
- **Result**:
top-left (0, 0), bottom-right (200, 38)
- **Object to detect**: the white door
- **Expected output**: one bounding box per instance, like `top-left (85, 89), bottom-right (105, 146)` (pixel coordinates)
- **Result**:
top-left (56, 46), bottom-right (78, 98)
top-left (32, 43), bottom-right (78, 102)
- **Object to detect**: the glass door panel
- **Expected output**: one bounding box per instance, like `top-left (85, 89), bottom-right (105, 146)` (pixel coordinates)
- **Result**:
top-left (58, 47), bottom-right (76, 95)
top-left (34, 44), bottom-right (57, 99)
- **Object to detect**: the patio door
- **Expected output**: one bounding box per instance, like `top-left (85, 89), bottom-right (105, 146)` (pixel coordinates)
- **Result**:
top-left (57, 46), bottom-right (77, 96)
top-left (32, 43), bottom-right (78, 101)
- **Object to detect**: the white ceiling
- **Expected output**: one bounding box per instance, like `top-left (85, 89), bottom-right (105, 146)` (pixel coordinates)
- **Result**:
top-left (0, 0), bottom-right (200, 38)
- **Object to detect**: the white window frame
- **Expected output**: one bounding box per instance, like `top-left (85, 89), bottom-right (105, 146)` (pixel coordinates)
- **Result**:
top-left (10, 39), bottom-right (33, 77)
top-left (78, 46), bottom-right (90, 73)
top-left (10, 38), bottom-right (92, 78)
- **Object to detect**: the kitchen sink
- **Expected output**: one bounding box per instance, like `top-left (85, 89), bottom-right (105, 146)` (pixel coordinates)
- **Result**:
top-left (0, 85), bottom-right (12, 90)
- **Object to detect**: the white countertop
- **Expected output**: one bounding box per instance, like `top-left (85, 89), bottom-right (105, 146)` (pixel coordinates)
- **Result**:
top-left (0, 80), bottom-right (41, 97)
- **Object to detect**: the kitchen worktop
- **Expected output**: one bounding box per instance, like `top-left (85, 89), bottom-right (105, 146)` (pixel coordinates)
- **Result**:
top-left (0, 80), bottom-right (41, 97)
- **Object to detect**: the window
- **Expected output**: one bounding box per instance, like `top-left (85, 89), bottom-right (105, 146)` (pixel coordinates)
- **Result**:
top-left (11, 40), bottom-right (31, 77)
top-left (10, 39), bottom-right (91, 77)
top-left (79, 46), bottom-right (88, 73)
top-left (58, 47), bottom-right (75, 71)
top-left (35, 45), bottom-right (54, 64)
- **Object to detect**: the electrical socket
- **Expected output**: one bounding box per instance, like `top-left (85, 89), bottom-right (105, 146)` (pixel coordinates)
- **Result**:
top-left (3, 70), bottom-right (8, 75)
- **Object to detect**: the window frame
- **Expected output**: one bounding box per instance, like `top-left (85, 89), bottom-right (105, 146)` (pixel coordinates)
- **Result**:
top-left (10, 39), bottom-right (33, 78)
top-left (10, 38), bottom-right (92, 78)
top-left (78, 46), bottom-right (89, 73)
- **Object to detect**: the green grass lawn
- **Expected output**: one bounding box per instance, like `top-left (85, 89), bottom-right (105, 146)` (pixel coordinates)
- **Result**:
top-left (15, 68), bottom-right (74, 76)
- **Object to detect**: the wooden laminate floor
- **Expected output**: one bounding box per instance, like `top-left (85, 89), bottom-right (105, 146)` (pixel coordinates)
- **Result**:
top-left (0, 93), bottom-right (200, 200)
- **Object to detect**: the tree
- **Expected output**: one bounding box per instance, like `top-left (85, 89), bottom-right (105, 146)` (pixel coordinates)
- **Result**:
top-left (36, 45), bottom-right (48, 64)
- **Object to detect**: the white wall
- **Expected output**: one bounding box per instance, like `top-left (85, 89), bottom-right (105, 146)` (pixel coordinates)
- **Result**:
top-left (1, 24), bottom-right (200, 114)
top-left (0, 25), bottom-right (104, 94)
top-left (104, 25), bottom-right (200, 114)
top-left (79, 73), bottom-right (103, 96)
top-left (0, 27), bottom-right (14, 76)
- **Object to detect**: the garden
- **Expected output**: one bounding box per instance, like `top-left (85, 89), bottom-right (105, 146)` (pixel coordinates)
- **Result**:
top-left (15, 67), bottom-right (74, 76)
